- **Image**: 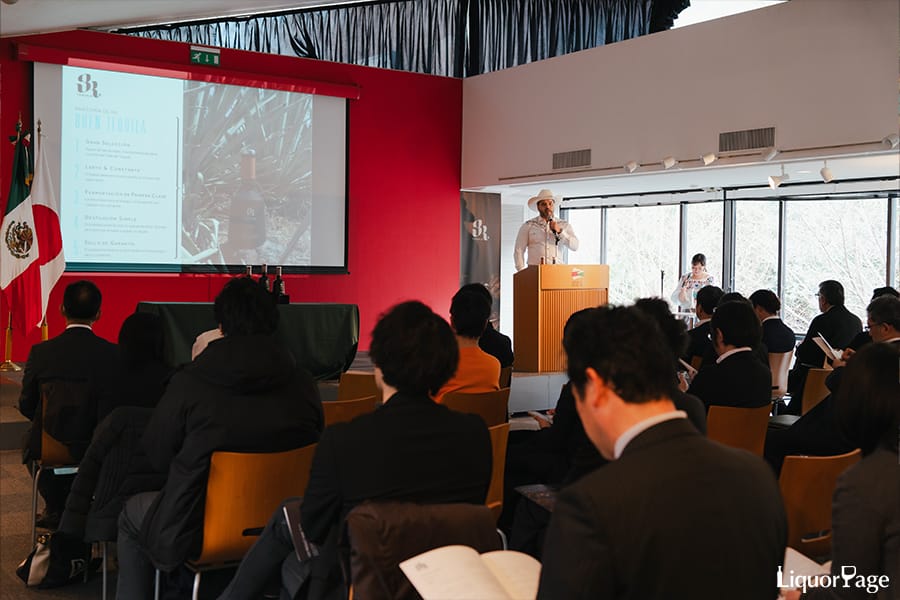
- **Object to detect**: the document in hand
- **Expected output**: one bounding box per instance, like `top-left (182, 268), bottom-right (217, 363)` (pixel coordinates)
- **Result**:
top-left (812, 332), bottom-right (843, 361)
top-left (399, 545), bottom-right (541, 600)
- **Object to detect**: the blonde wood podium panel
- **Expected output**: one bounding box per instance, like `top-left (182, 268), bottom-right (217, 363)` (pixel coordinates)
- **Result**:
top-left (513, 264), bottom-right (609, 372)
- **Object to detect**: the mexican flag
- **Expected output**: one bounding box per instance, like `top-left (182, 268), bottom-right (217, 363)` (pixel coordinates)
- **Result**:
top-left (0, 124), bottom-right (65, 331)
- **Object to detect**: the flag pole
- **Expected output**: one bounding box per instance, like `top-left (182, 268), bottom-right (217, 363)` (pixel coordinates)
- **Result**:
top-left (0, 311), bottom-right (22, 371)
top-left (36, 121), bottom-right (50, 343)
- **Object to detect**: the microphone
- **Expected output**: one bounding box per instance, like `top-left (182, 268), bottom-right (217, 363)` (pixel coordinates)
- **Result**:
top-left (548, 218), bottom-right (561, 243)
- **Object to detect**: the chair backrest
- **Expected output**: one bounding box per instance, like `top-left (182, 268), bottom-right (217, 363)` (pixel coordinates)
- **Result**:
top-left (706, 404), bottom-right (771, 456)
top-left (768, 349), bottom-right (794, 398)
top-left (486, 423), bottom-right (510, 522)
top-left (337, 371), bottom-right (380, 401)
top-left (442, 388), bottom-right (510, 427)
top-left (498, 366), bottom-right (513, 389)
top-left (801, 368), bottom-right (831, 415)
top-left (345, 501), bottom-right (501, 600)
top-left (690, 355), bottom-right (703, 372)
top-left (192, 444), bottom-right (317, 565)
top-left (779, 449), bottom-right (861, 558)
top-left (323, 396), bottom-right (379, 427)
top-left (39, 380), bottom-right (92, 466)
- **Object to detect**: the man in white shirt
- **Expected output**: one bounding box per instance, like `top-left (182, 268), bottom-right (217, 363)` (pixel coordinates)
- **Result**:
top-left (537, 305), bottom-right (785, 600)
top-left (513, 189), bottom-right (579, 271)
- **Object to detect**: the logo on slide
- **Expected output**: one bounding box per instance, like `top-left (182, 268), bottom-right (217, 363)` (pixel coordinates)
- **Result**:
top-left (76, 73), bottom-right (100, 98)
top-left (4, 220), bottom-right (34, 259)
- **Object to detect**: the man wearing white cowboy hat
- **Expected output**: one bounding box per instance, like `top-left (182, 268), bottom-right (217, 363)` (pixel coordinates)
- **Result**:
top-left (514, 188), bottom-right (579, 271)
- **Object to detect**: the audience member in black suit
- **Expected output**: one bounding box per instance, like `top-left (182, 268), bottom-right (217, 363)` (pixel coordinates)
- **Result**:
top-left (784, 342), bottom-right (899, 600)
top-left (749, 289), bottom-right (796, 354)
top-left (457, 283), bottom-right (514, 367)
top-left (764, 296), bottom-right (900, 474)
top-left (699, 292), bottom-right (770, 368)
top-left (537, 306), bottom-right (785, 600)
top-left (218, 301), bottom-right (492, 600)
top-left (786, 280), bottom-right (862, 409)
top-left (18, 280), bottom-right (120, 528)
top-left (116, 277), bottom-right (323, 600)
top-left (843, 285), bottom-right (899, 351)
top-left (687, 300), bottom-right (772, 410)
top-left (683, 284), bottom-right (723, 365)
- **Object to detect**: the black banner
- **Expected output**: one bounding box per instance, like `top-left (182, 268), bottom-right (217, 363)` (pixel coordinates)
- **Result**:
top-left (460, 192), bottom-right (502, 322)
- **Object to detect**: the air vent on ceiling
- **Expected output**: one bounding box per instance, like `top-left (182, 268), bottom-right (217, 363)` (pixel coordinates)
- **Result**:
top-left (553, 149), bottom-right (591, 170)
top-left (718, 127), bottom-right (775, 152)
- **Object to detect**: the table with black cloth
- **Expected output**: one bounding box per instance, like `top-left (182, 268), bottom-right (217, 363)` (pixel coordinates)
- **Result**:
top-left (136, 302), bottom-right (359, 380)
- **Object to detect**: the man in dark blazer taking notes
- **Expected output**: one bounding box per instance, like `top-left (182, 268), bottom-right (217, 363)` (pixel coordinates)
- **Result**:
top-left (537, 305), bottom-right (785, 600)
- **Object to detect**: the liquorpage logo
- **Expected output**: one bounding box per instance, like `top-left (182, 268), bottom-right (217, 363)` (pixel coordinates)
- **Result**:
top-left (778, 565), bottom-right (890, 595)
top-left (76, 73), bottom-right (100, 98)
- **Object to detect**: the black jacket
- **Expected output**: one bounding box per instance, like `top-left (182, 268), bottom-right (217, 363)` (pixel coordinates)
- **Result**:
top-left (688, 350), bottom-right (772, 410)
top-left (761, 317), bottom-right (796, 354)
top-left (138, 334), bottom-right (323, 570)
top-left (795, 305), bottom-right (862, 367)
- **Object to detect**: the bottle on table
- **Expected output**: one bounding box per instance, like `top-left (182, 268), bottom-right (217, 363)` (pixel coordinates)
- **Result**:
top-left (258, 263), bottom-right (270, 292)
top-left (272, 266), bottom-right (287, 303)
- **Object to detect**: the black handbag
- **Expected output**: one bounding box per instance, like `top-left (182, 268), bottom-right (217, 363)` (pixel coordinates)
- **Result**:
top-left (16, 532), bottom-right (92, 588)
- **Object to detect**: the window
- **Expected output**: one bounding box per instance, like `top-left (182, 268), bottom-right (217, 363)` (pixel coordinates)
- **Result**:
top-left (684, 202), bottom-right (724, 287)
top-left (605, 205), bottom-right (680, 305)
top-left (565, 208), bottom-right (603, 264)
top-left (734, 201), bottom-right (780, 297)
top-left (782, 198), bottom-right (887, 332)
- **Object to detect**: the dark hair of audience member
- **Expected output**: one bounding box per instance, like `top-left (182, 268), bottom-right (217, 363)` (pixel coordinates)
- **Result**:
top-left (456, 283), bottom-right (493, 307)
top-left (691, 253), bottom-right (706, 267)
top-left (867, 295), bottom-right (900, 330)
top-left (563, 305), bottom-right (675, 404)
top-left (634, 297), bottom-right (689, 360)
top-left (213, 276), bottom-right (279, 337)
top-left (118, 312), bottom-right (165, 368)
top-left (63, 280), bottom-right (102, 320)
top-left (695, 285), bottom-right (724, 315)
top-left (710, 301), bottom-right (761, 348)
top-left (818, 280), bottom-right (845, 306)
top-left (835, 342), bottom-right (899, 455)
top-left (872, 286), bottom-right (899, 300)
top-left (718, 291), bottom-right (748, 306)
top-left (748, 289), bottom-right (780, 314)
top-left (369, 301), bottom-right (459, 397)
top-left (450, 290), bottom-right (491, 339)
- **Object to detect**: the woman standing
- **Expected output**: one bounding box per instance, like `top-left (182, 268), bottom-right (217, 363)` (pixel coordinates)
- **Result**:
top-left (671, 253), bottom-right (715, 312)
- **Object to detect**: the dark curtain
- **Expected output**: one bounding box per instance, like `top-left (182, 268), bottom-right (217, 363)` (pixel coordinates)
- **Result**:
top-left (119, 0), bottom-right (689, 77)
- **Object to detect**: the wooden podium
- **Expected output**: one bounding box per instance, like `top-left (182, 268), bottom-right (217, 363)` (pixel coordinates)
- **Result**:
top-left (513, 264), bottom-right (609, 372)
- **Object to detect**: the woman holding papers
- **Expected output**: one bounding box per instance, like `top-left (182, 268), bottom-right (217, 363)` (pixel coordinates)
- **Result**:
top-left (670, 253), bottom-right (715, 312)
top-left (784, 342), bottom-right (899, 599)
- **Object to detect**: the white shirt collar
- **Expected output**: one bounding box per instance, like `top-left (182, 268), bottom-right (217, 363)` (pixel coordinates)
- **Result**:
top-left (613, 410), bottom-right (687, 459)
top-left (716, 346), bottom-right (752, 364)
top-left (884, 336), bottom-right (900, 344)
top-left (65, 323), bottom-right (93, 331)
top-left (762, 315), bottom-right (780, 323)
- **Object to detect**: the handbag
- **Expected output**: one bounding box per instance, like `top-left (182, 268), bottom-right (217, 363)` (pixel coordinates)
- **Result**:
top-left (16, 532), bottom-right (92, 588)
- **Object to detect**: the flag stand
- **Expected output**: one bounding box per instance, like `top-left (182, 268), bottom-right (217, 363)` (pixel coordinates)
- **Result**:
top-left (1, 311), bottom-right (22, 371)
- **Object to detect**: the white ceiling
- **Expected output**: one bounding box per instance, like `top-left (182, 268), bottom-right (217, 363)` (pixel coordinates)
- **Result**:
top-left (0, 0), bottom-right (358, 37)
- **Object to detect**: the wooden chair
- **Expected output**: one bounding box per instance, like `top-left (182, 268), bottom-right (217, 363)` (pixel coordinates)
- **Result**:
top-left (498, 365), bottom-right (513, 389)
top-left (442, 388), bottom-right (510, 427)
top-left (155, 444), bottom-right (318, 600)
top-left (486, 423), bottom-right (510, 522)
top-left (323, 396), bottom-right (379, 426)
top-left (706, 404), bottom-right (772, 456)
top-left (690, 355), bottom-right (703, 372)
top-left (344, 501), bottom-right (502, 600)
top-left (337, 371), bottom-right (380, 401)
top-left (769, 349), bottom-right (794, 399)
top-left (779, 449), bottom-right (861, 559)
top-left (801, 368), bottom-right (831, 415)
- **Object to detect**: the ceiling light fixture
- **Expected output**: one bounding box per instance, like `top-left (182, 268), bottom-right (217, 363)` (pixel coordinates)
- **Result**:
top-left (662, 156), bottom-right (678, 170)
top-left (701, 152), bottom-right (717, 166)
top-left (768, 165), bottom-right (789, 189)
top-left (820, 160), bottom-right (833, 183)
top-left (762, 147), bottom-right (779, 161)
top-left (624, 160), bottom-right (639, 173)
top-left (882, 133), bottom-right (900, 149)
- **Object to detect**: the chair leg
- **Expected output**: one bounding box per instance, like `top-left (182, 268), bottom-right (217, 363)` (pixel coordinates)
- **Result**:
top-left (30, 463), bottom-right (41, 544)
top-left (192, 571), bottom-right (201, 600)
top-left (496, 528), bottom-right (508, 550)
top-left (102, 542), bottom-right (107, 600)
top-left (154, 569), bottom-right (160, 600)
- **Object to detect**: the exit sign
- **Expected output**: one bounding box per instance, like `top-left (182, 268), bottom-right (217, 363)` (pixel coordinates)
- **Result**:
top-left (190, 46), bottom-right (221, 66)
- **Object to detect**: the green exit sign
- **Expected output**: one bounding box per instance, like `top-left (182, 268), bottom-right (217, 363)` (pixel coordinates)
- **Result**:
top-left (190, 46), bottom-right (221, 66)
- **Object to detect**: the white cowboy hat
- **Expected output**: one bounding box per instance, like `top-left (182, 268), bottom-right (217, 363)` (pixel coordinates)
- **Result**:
top-left (527, 189), bottom-right (559, 212)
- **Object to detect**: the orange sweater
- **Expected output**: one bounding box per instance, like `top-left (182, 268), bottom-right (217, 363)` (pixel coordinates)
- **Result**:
top-left (434, 345), bottom-right (501, 403)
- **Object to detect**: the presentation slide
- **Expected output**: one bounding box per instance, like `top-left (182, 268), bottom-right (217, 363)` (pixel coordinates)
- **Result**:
top-left (34, 63), bottom-right (347, 272)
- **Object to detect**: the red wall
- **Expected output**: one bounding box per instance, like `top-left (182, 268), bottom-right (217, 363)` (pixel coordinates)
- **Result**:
top-left (0, 30), bottom-right (462, 359)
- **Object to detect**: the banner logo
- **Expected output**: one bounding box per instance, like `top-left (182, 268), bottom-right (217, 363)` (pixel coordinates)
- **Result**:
top-left (76, 73), bottom-right (100, 98)
top-left (5, 220), bottom-right (34, 259)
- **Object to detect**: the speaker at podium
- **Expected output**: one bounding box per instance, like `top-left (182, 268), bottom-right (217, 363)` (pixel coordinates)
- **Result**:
top-left (513, 264), bottom-right (609, 373)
